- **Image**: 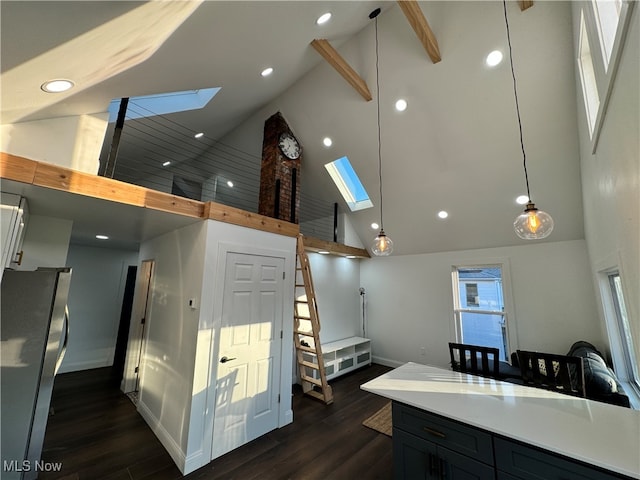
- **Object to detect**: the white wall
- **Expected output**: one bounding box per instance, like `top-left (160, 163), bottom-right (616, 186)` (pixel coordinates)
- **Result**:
top-left (59, 244), bottom-right (138, 373)
top-left (1, 113), bottom-right (108, 174)
top-left (136, 219), bottom-right (296, 475)
top-left (361, 240), bottom-right (602, 368)
top-left (572, 3), bottom-right (639, 360)
top-left (307, 253), bottom-right (362, 343)
top-left (136, 220), bottom-right (207, 473)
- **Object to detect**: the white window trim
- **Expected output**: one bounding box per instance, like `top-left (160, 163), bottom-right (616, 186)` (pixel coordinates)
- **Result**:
top-left (578, 1), bottom-right (635, 153)
top-left (450, 258), bottom-right (518, 361)
top-left (596, 262), bottom-right (640, 409)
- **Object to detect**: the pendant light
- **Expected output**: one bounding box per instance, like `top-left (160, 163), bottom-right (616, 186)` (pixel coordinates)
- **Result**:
top-left (370, 8), bottom-right (394, 256)
top-left (503, 1), bottom-right (554, 240)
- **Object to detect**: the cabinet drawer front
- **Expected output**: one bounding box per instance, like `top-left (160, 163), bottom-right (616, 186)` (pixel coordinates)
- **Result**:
top-left (439, 445), bottom-right (495, 479)
top-left (494, 437), bottom-right (626, 480)
top-left (357, 352), bottom-right (370, 364)
top-left (393, 402), bottom-right (494, 465)
top-left (393, 428), bottom-right (495, 480)
top-left (393, 427), bottom-right (438, 479)
top-left (338, 357), bottom-right (354, 370)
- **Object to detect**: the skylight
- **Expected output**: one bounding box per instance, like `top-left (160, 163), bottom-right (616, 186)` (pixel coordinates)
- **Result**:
top-left (108, 88), bottom-right (220, 121)
top-left (324, 156), bottom-right (373, 212)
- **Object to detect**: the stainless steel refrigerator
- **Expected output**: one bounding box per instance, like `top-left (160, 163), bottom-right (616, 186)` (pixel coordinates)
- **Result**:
top-left (1, 268), bottom-right (71, 480)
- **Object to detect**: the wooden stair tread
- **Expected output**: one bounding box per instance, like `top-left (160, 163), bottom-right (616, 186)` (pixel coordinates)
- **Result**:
top-left (296, 344), bottom-right (317, 353)
top-left (300, 360), bottom-right (320, 369)
top-left (300, 375), bottom-right (323, 386)
top-left (304, 389), bottom-right (334, 404)
top-left (294, 330), bottom-right (314, 336)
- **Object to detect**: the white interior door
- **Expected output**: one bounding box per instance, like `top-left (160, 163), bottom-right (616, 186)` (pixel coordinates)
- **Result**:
top-left (211, 252), bottom-right (284, 459)
top-left (121, 259), bottom-right (154, 394)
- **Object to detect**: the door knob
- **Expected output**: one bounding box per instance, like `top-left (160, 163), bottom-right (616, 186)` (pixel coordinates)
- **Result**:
top-left (220, 356), bottom-right (237, 363)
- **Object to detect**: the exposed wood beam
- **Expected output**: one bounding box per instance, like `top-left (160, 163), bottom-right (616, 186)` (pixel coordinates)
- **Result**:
top-left (397, 0), bottom-right (441, 64)
top-left (205, 202), bottom-right (299, 238)
top-left (0, 152), bottom-right (38, 183)
top-left (310, 39), bottom-right (372, 101)
top-left (519, 1), bottom-right (534, 11)
top-left (3, 153), bottom-right (385, 244)
top-left (302, 235), bottom-right (370, 258)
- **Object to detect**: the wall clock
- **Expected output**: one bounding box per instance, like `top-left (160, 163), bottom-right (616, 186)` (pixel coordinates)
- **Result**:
top-left (278, 132), bottom-right (301, 160)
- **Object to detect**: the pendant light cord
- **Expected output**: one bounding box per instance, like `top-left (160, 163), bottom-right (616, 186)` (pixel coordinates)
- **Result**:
top-left (374, 14), bottom-right (384, 231)
top-left (503, 0), bottom-right (531, 201)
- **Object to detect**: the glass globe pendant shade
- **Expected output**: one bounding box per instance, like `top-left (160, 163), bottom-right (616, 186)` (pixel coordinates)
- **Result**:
top-left (513, 202), bottom-right (554, 240)
top-left (372, 229), bottom-right (394, 256)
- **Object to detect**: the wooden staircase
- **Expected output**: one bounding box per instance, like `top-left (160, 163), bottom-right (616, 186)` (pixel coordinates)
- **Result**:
top-left (293, 234), bottom-right (334, 404)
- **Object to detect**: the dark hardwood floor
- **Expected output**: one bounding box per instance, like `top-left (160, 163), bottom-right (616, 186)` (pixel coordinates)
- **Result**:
top-left (40, 364), bottom-right (394, 480)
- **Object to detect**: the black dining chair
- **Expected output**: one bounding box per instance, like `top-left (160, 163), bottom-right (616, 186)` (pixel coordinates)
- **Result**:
top-left (516, 350), bottom-right (586, 397)
top-left (448, 342), bottom-right (500, 379)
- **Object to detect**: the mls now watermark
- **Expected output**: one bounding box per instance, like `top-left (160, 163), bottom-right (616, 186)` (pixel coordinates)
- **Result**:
top-left (3, 460), bottom-right (63, 473)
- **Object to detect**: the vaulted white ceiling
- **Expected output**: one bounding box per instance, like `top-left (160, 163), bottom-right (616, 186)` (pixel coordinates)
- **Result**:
top-left (0, 1), bottom-right (585, 255)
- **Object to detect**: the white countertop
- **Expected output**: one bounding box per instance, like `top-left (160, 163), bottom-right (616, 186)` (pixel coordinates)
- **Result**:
top-left (361, 362), bottom-right (640, 478)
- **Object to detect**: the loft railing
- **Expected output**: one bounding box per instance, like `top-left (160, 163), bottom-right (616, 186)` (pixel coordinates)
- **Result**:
top-left (98, 98), bottom-right (341, 243)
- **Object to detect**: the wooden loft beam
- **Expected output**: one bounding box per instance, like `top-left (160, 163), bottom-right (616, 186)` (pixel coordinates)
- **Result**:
top-left (1, 153), bottom-right (373, 247)
top-left (397, 0), bottom-right (441, 64)
top-left (519, 1), bottom-right (534, 11)
top-left (302, 236), bottom-right (370, 258)
top-left (310, 39), bottom-right (372, 101)
top-left (204, 202), bottom-right (299, 238)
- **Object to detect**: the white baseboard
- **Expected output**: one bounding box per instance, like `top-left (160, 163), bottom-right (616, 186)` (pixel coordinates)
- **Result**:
top-left (137, 398), bottom-right (187, 474)
top-left (372, 355), bottom-right (404, 368)
top-left (57, 357), bottom-right (111, 374)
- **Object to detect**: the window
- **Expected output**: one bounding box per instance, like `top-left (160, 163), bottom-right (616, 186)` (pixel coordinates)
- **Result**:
top-left (577, 1), bottom-right (634, 150)
top-left (108, 88), bottom-right (220, 121)
top-left (324, 156), bottom-right (373, 212)
top-left (465, 283), bottom-right (479, 307)
top-left (452, 266), bottom-right (509, 361)
top-left (578, 10), bottom-right (600, 137)
top-left (605, 272), bottom-right (640, 390)
top-left (592, 0), bottom-right (622, 71)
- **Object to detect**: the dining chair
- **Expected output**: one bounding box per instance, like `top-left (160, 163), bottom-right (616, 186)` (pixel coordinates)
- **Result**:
top-left (448, 342), bottom-right (500, 379)
top-left (516, 350), bottom-right (586, 397)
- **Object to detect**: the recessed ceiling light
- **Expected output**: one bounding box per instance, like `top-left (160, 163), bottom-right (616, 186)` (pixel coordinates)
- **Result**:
top-left (194, 132), bottom-right (204, 139)
top-left (323, 137), bottom-right (333, 147)
top-left (371, 222), bottom-right (379, 230)
top-left (227, 180), bottom-right (234, 187)
top-left (96, 234), bottom-right (109, 240)
top-left (346, 255), bottom-right (357, 259)
top-left (318, 250), bottom-right (330, 255)
top-left (438, 211), bottom-right (449, 219)
top-left (316, 12), bottom-right (332, 25)
top-left (162, 161), bottom-right (171, 167)
top-left (41, 79), bottom-right (75, 93)
top-left (261, 67), bottom-right (274, 77)
top-left (486, 50), bottom-right (503, 67)
top-left (516, 195), bottom-right (530, 205)
top-left (395, 99), bottom-right (408, 112)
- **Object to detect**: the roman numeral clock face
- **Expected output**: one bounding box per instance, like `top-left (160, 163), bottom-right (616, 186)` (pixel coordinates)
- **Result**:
top-left (278, 132), bottom-right (301, 160)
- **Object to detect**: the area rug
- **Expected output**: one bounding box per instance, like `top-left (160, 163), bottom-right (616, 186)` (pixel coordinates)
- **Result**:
top-left (362, 401), bottom-right (392, 437)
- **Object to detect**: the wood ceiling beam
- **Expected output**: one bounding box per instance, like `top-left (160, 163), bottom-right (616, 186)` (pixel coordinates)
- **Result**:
top-left (397, 0), bottom-right (441, 64)
top-left (310, 39), bottom-right (372, 101)
top-left (302, 236), bottom-right (370, 258)
top-left (519, 1), bottom-right (534, 11)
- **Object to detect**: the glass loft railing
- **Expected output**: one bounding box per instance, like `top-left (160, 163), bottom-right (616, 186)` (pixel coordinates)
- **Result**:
top-left (97, 99), bottom-right (340, 243)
